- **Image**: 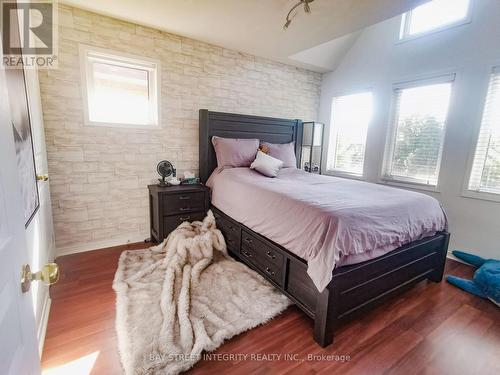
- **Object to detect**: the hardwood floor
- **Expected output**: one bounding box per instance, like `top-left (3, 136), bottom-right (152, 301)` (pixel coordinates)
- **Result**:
top-left (41, 243), bottom-right (500, 375)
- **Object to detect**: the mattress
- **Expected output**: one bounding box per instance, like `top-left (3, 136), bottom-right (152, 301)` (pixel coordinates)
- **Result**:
top-left (207, 167), bottom-right (447, 292)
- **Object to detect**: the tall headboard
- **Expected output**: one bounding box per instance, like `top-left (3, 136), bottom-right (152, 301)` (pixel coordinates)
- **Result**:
top-left (199, 110), bottom-right (303, 183)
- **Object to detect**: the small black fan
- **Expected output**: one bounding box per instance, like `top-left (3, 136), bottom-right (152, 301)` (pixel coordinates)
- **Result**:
top-left (157, 160), bottom-right (176, 187)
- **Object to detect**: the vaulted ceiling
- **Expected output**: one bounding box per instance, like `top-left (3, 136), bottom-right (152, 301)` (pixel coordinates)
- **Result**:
top-left (62, 0), bottom-right (427, 72)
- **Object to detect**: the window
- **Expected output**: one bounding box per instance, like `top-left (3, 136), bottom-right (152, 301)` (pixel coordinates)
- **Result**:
top-left (400, 0), bottom-right (471, 40)
top-left (327, 92), bottom-right (373, 176)
top-left (383, 75), bottom-right (454, 186)
top-left (80, 46), bottom-right (160, 127)
top-left (468, 67), bottom-right (500, 196)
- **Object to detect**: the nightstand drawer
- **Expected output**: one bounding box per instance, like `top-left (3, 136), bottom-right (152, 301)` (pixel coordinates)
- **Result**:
top-left (164, 192), bottom-right (205, 215)
top-left (162, 212), bottom-right (206, 236)
top-left (149, 184), bottom-right (209, 243)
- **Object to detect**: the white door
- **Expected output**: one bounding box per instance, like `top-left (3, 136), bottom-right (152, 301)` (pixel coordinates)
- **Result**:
top-left (0, 50), bottom-right (41, 375)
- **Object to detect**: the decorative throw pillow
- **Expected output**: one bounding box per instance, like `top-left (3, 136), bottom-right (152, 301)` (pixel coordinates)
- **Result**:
top-left (260, 141), bottom-right (297, 168)
top-left (212, 136), bottom-right (259, 168)
top-left (250, 151), bottom-right (284, 177)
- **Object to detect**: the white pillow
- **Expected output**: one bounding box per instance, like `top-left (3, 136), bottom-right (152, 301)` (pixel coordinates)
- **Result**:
top-left (250, 151), bottom-right (284, 177)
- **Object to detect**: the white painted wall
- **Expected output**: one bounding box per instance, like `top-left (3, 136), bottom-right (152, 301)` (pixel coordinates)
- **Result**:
top-left (319, 0), bottom-right (500, 259)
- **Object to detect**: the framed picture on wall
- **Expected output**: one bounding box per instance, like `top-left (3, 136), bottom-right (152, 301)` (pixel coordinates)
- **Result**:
top-left (5, 66), bottom-right (40, 228)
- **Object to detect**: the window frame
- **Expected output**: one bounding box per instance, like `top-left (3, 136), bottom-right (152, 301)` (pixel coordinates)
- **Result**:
top-left (79, 44), bottom-right (161, 129)
top-left (398, 0), bottom-right (473, 43)
top-left (380, 73), bottom-right (456, 191)
top-left (324, 89), bottom-right (374, 179)
top-left (462, 64), bottom-right (500, 203)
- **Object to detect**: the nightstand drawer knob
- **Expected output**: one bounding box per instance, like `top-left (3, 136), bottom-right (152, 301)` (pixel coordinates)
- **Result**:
top-left (179, 196), bottom-right (190, 200)
top-left (179, 207), bottom-right (190, 212)
top-left (180, 216), bottom-right (191, 221)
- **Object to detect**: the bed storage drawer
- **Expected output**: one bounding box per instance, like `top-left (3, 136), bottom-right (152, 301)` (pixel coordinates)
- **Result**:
top-left (213, 209), bottom-right (241, 252)
top-left (241, 245), bottom-right (283, 286)
top-left (240, 229), bottom-right (285, 286)
top-left (241, 230), bottom-right (284, 267)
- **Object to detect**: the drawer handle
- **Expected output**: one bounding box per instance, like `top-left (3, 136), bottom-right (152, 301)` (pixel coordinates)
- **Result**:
top-left (180, 216), bottom-right (191, 221)
top-left (179, 196), bottom-right (191, 200)
top-left (242, 250), bottom-right (252, 258)
top-left (265, 267), bottom-right (275, 276)
top-left (179, 207), bottom-right (190, 212)
top-left (266, 251), bottom-right (276, 260)
top-left (244, 238), bottom-right (253, 244)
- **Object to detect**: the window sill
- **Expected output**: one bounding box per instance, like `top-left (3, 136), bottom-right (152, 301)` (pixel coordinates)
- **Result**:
top-left (378, 178), bottom-right (441, 193)
top-left (323, 170), bottom-right (365, 181)
top-left (461, 189), bottom-right (500, 203)
top-left (84, 120), bottom-right (160, 130)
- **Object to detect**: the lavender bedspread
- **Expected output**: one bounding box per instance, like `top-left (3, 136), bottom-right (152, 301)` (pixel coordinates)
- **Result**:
top-left (207, 168), bottom-right (447, 292)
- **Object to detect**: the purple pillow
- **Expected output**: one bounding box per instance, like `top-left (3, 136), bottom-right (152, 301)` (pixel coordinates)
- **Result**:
top-left (212, 136), bottom-right (259, 168)
top-left (261, 141), bottom-right (297, 168)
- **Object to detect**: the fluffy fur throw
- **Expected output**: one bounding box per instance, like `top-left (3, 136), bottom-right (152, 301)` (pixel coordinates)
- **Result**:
top-left (113, 211), bottom-right (290, 374)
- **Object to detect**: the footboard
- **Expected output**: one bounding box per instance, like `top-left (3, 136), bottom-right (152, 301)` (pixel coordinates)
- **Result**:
top-left (314, 232), bottom-right (450, 346)
top-left (212, 206), bottom-right (450, 347)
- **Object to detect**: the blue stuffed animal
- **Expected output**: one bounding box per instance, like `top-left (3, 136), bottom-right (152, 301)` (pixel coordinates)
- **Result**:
top-left (446, 250), bottom-right (500, 307)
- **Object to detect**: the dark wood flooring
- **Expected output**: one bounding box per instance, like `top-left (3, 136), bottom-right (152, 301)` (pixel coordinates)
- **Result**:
top-left (41, 243), bottom-right (500, 374)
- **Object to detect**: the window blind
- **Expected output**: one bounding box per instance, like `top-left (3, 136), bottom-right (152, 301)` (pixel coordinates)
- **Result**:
top-left (468, 66), bottom-right (500, 195)
top-left (384, 76), bottom-right (454, 186)
top-left (327, 92), bottom-right (373, 175)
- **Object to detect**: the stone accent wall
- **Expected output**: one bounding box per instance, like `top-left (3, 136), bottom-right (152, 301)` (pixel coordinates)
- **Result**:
top-left (39, 5), bottom-right (322, 253)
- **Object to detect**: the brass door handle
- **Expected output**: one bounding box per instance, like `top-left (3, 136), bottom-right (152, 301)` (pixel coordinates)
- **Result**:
top-left (37, 174), bottom-right (49, 181)
top-left (21, 263), bottom-right (59, 293)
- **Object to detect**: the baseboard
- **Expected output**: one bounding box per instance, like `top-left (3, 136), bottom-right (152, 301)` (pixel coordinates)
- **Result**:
top-left (38, 294), bottom-right (51, 357)
top-left (446, 250), bottom-right (469, 265)
top-left (56, 233), bottom-right (149, 257)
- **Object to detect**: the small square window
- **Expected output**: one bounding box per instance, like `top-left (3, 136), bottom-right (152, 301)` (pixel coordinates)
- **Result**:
top-left (400, 0), bottom-right (471, 40)
top-left (80, 46), bottom-right (160, 127)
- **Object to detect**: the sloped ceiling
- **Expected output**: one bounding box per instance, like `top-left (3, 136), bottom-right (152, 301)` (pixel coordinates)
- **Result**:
top-left (61, 0), bottom-right (427, 72)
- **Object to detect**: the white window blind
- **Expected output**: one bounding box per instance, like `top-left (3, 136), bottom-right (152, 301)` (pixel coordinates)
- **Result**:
top-left (400, 0), bottom-right (471, 39)
top-left (468, 67), bottom-right (500, 195)
top-left (384, 75), bottom-right (454, 186)
top-left (327, 92), bottom-right (373, 176)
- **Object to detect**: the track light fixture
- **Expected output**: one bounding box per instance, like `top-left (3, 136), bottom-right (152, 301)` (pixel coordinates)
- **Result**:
top-left (283, 0), bottom-right (315, 30)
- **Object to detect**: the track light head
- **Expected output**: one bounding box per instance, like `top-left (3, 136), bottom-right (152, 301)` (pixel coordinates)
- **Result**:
top-left (283, 0), bottom-right (315, 30)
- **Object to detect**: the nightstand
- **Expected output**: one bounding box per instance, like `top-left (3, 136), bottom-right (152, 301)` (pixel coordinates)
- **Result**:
top-left (148, 184), bottom-right (210, 243)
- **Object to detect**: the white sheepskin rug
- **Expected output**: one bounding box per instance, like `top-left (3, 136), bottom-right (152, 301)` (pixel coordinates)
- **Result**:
top-left (113, 210), bottom-right (291, 375)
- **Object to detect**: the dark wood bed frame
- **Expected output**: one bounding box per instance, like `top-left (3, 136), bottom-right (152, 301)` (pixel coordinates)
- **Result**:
top-left (199, 109), bottom-right (450, 347)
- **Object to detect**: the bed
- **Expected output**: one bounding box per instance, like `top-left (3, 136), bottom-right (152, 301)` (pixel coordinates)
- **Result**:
top-left (199, 109), bottom-right (450, 347)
